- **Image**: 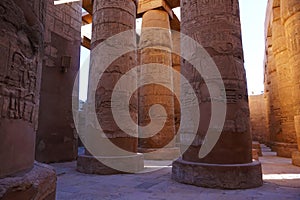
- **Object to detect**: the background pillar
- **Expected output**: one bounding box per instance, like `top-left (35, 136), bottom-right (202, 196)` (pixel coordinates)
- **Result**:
top-left (172, 28), bottom-right (181, 147)
top-left (138, 9), bottom-right (179, 160)
top-left (270, 2), bottom-right (297, 157)
top-left (281, 0), bottom-right (300, 166)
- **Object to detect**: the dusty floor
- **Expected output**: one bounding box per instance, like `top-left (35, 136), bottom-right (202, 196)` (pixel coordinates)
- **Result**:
top-left (51, 145), bottom-right (300, 200)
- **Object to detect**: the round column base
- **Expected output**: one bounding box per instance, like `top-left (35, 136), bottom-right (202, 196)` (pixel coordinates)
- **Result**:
top-left (77, 154), bottom-right (144, 175)
top-left (0, 162), bottom-right (56, 200)
top-left (172, 158), bottom-right (263, 189)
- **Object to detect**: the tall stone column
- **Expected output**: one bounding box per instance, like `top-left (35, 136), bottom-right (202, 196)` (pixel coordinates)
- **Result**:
top-left (267, 37), bottom-right (282, 146)
top-left (263, 72), bottom-right (271, 144)
top-left (281, 0), bottom-right (300, 166)
top-left (264, 1), bottom-right (283, 150)
top-left (172, 0), bottom-right (263, 189)
top-left (271, 3), bottom-right (297, 157)
top-left (264, 29), bottom-right (283, 148)
top-left (138, 9), bottom-right (179, 160)
top-left (263, 31), bottom-right (272, 145)
top-left (77, 0), bottom-right (144, 174)
top-left (172, 28), bottom-right (181, 147)
top-left (0, 0), bottom-right (56, 199)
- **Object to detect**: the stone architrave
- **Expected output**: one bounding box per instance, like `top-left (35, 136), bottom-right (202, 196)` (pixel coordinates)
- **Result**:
top-left (137, 0), bottom-right (173, 18)
top-left (77, 0), bottom-right (144, 174)
top-left (172, 0), bottom-right (263, 189)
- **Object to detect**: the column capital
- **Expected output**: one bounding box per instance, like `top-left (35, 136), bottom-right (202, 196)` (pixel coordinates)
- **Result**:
top-left (137, 0), bottom-right (174, 19)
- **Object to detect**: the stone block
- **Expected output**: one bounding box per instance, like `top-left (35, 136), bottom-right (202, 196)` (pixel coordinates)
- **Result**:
top-left (137, 0), bottom-right (173, 18)
top-left (0, 162), bottom-right (56, 200)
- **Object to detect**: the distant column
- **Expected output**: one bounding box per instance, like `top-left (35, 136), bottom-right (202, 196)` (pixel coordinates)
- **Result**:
top-left (264, 27), bottom-right (282, 148)
top-left (172, 0), bottom-right (263, 189)
top-left (281, 0), bottom-right (300, 166)
top-left (263, 36), bottom-right (271, 145)
top-left (138, 9), bottom-right (179, 160)
top-left (172, 27), bottom-right (181, 147)
top-left (270, 3), bottom-right (297, 157)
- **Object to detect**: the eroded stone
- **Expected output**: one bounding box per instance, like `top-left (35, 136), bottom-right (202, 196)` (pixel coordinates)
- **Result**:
top-left (0, 162), bottom-right (56, 200)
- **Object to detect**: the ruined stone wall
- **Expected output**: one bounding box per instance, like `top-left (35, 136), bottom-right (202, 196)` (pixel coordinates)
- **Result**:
top-left (36, 0), bottom-right (82, 163)
top-left (249, 95), bottom-right (267, 143)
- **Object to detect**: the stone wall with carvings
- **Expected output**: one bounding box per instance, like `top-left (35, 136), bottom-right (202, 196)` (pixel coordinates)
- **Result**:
top-left (35, 0), bottom-right (82, 163)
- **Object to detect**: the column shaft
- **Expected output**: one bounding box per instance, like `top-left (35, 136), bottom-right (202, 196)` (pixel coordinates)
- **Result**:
top-left (270, 4), bottom-right (297, 157)
top-left (138, 9), bottom-right (179, 160)
top-left (77, 0), bottom-right (144, 174)
top-left (172, 0), bottom-right (262, 189)
top-left (281, 0), bottom-right (300, 166)
top-left (0, 0), bottom-right (56, 199)
top-left (172, 30), bottom-right (181, 146)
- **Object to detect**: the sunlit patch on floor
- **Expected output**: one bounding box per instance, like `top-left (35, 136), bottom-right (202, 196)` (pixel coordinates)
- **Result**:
top-left (54, 0), bottom-right (80, 5)
top-left (263, 174), bottom-right (300, 180)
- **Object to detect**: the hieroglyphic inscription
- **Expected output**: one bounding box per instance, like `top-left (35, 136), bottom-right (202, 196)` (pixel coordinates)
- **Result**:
top-left (0, 46), bottom-right (37, 123)
top-left (286, 31), bottom-right (300, 55)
